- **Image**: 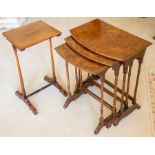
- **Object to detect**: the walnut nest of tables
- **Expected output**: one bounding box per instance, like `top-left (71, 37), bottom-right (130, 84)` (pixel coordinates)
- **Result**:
top-left (55, 19), bottom-right (151, 134)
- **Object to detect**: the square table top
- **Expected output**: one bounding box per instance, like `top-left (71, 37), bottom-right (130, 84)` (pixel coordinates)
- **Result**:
top-left (3, 20), bottom-right (61, 51)
top-left (70, 19), bottom-right (152, 61)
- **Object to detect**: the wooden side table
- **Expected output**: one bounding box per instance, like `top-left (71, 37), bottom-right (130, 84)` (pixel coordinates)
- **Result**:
top-left (70, 19), bottom-right (152, 127)
top-left (3, 20), bottom-right (67, 115)
top-left (55, 43), bottom-right (121, 134)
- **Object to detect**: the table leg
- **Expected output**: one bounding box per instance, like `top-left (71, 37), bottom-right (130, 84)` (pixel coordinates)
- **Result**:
top-left (107, 64), bottom-right (120, 127)
top-left (120, 64), bottom-right (128, 113)
top-left (133, 57), bottom-right (143, 106)
top-left (80, 70), bottom-right (82, 87)
top-left (112, 69), bottom-right (119, 124)
top-left (94, 74), bottom-right (105, 134)
top-left (78, 69), bottom-right (82, 87)
top-left (74, 67), bottom-right (79, 93)
top-left (65, 61), bottom-right (71, 97)
top-left (13, 46), bottom-right (26, 97)
top-left (49, 38), bottom-right (56, 81)
top-left (12, 46), bottom-right (38, 115)
top-left (44, 38), bottom-right (67, 96)
top-left (63, 61), bottom-right (71, 108)
top-left (124, 61), bottom-right (133, 109)
top-left (100, 76), bottom-right (104, 123)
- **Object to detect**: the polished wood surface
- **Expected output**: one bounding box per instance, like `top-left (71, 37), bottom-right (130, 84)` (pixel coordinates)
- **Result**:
top-left (12, 46), bottom-right (26, 96)
top-left (70, 19), bottom-right (151, 61)
top-left (49, 38), bottom-right (56, 81)
top-left (65, 61), bottom-right (71, 97)
top-left (55, 44), bottom-right (109, 75)
top-left (74, 67), bottom-right (79, 92)
top-left (3, 20), bottom-right (61, 51)
top-left (3, 20), bottom-right (66, 115)
top-left (65, 36), bottom-right (117, 66)
top-left (3, 19), bottom-right (149, 133)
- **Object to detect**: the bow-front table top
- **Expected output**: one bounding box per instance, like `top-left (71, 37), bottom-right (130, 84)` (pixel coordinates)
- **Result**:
top-left (70, 19), bottom-right (152, 61)
top-left (2, 20), bottom-right (61, 51)
top-left (65, 36), bottom-right (118, 66)
top-left (55, 43), bottom-right (110, 75)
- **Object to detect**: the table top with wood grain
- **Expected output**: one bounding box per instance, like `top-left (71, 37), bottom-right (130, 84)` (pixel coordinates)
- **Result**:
top-left (65, 36), bottom-right (118, 67)
top-left (55, 43), bottom-right (109, 75)
top-left (70, 19), bottom-right (152, 61)
top-left (3, 20), bottom-right (61, 51)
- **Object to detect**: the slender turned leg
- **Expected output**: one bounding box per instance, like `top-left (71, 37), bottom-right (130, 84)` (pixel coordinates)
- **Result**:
top-left (63, 61), bottom-right (71, 108)
top-left (66, 61), bottom-right (71, 97)
top-left (107, 65), bottom-right (120, 127)
top-left (78, 69), bottom-right (80, 86)
top-left (120, 64), bottom-right (128, 113)
top-left (44, 38), bottom-right (67, 96)
top-left (100, 76), bottom-right (104, 123)
top-left (94, 75), bottom-right (105, 134)
top-left (12, 46), bottom-right (38, 115)
top-left (78, 69), bottom-right (82, 87)
top-left (13, 46), bottom-right (26, 96)
top-left (112, 64), bottom-right (128, 125)
top-left (49, 38), bottom-right (56, 81)
top-left (80, 70), bottom-right (82, 86)
top-left (113, 70), bottom-right (119, 116)
top-left (132, 57), bottom-right (143, 108)
top-left (112, 71), bottom-right (119, 122)
top-left (125, 62), bottom-right (133, 109)
top-left (74, 67), bottom-right (79, 93)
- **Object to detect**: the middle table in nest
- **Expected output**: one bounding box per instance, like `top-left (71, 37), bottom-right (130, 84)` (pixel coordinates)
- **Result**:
top-left (55, 19), bottom-right (151, 134)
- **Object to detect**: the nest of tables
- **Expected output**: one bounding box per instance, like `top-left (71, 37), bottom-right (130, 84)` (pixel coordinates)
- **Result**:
top-left (3, 19), bottom-right (151, 134)
top-left (55, 19), bottom-right (151, 134)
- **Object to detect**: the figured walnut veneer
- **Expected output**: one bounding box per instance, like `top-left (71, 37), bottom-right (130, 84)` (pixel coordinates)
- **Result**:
top-left (3, 20), bottom-right (61, 51)
top-left (65, 36), bottom-right (118, 66)
top-left (55, 43), bottom-right (110, 75)
top-left (70, 19), bottom-right (151, 61)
